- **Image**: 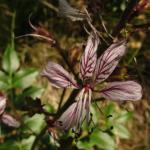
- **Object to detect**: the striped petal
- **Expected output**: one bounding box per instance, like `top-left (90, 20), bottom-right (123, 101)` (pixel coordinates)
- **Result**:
top-left (41, 62), bottom-right (78, 88)
top-left (94, 40), bottom-right (126, 83)
top-left (100, 81), bottom-right (142, 101)
top-left (2, 113), bottom-right (20, 128)
top-left (54, 89), bottom-right (92, 132)
top-left (0, 93), bottom-right (6, 115)
top-left (80, 34), bottom-right (100, 81)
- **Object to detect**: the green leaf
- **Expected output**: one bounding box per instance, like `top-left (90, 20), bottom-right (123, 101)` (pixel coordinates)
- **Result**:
top-left (0, 71), bottom-right (9, 90)
top-left (115, 111), bottom-right (133, 124)
top-left (113, 124), bottom-right (130, 139)
top-left (77, 140), bottom-right (94, 150)
top-left (23, 114), bottom-right (45, 134)
top-left (0, 141), bottom-right (19, 150)
top-left (15, 136), bottom-right (35, 150)
top-left (2, 44), bottom-right (20, 74)
top-left (90, 130), bottom-right (116, 150)
top-left (20, 86), bottom-right (44, 99)
top-left (12, 68), bottom-right (38, 89)
top-left (104, 103), bottom-right (115, 116)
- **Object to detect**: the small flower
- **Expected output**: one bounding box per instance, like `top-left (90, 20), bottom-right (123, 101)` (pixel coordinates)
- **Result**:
top-left (0, 93), bottom-right (20, 128)
top-left (41, 33), bottom-right (142, 132)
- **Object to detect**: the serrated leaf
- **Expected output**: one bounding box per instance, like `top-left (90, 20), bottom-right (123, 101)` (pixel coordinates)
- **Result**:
top-left (90, 130), bottom-right (116, 150)
top-left (113, 124), bottom-right (130, 139)
top-left (2, 44), bottom-right (20, 74)
top-left (12, 68), bottom-right (38, 89)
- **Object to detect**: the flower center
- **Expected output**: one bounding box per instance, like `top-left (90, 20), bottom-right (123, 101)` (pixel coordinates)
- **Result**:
top-left (84, 84), bottom-right (92, 92)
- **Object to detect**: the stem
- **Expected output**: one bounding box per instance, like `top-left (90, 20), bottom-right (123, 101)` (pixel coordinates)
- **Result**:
top-left (11, 12), bottom-right (16, 49)
top-left (112, 0), bottom-right (139, 37)
top-left (57, 89), bottom-right (66, 113)
top-left (31, 125), bottom-right (48, 150)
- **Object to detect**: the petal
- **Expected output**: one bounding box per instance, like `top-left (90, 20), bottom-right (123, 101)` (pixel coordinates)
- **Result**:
top-left (41, 62), bottom-right (78, 88)
top-left (59, 0), bottom-right (87, 21)
top-left (94, 40), bottom-right (126, 83)
top-left (100, 81), bottom-right (142, 101)
top-left (80, 34), bottom-right (100, 81)
top-left (2, 113), bottom-right (20, 128)
top-left (54, 89), bottom-right (92, 132)
top-left (54, 102), bottom-right (79, 131)
top-left (0, 93), bottom-right (6, 115)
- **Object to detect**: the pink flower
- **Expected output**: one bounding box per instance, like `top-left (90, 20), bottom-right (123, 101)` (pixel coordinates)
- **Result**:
top-left (41, 33), bottom-right (142, 132)
top-left (0, 93), bottom-right (20, 128)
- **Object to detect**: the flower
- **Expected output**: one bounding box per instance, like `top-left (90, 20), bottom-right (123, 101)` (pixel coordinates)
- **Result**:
top-left (0, 93), bottom-right (20, 128)
top-left (41, 33), bottom-right (142, 132)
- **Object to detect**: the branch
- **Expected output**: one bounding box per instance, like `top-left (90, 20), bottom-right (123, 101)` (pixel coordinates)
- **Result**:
top-left (112, 0), bottom-right (140, 37)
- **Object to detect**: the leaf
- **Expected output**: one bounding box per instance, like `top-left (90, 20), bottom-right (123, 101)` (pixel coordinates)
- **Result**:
top-left (90, 130), bottom-right (116, 150)
top-left (104, 103), bottom-right (115, 116)
top-left (0, 141), bottom-right (19, 150)
top-left (16, 136), bottom-right (35, 150)
top-left (20, 86), bottom-right (44, 99)
top-left (113, 124), bottom-right (130, 139)
top-left (12, 68), bottom-right (38, 89)
top-left (115, 111), bottom-right (133, 124)
top-left (77, 140), bottom-right (93, 150)
top-left (23, 114), bottom-right (45, 134)
top-left (2, 44), bottom-right (20, 74)
top-left (0, 71), bottom-right (9, 90)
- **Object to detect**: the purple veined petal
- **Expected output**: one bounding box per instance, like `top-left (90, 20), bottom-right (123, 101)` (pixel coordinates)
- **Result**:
top-left (41, 61), bottom-right (78, 88)
top-left (94, 40), bottom-right (126, 83)
top-left (100, 81), bottom-right (142, 101)
top-left (2, 113), bottom-right (20, 128)
top-left (80, 34), bottom-right (100, 81)
top-left (54, 102), bottom-right (79, 131)
top-left (54, 89), bottom-right (86, 131)
top-left (0, 93), bottom-right (6, 115)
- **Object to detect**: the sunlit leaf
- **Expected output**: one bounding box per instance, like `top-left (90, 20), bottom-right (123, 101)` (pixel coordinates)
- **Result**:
top-left (113, 124), bottom-right (130, 139)
top-left (90, 130), bottom-right (116, 150)
top-left (23, 114), bottom-right (45, 134)
top-left (77, 140), bottom-right (93, 150)
top-left (16, 136), bottom-right (35, 150)
top-left (20, 86), bottom-right (44, 99)
top-left (2, 44), bottom-right (20, 74)
top-left (12, 68), bottom-right (38, 89)
top-left (0, 71), bottom-right (9, 90)
top-left (115, 111), bottom-right (133, 124)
